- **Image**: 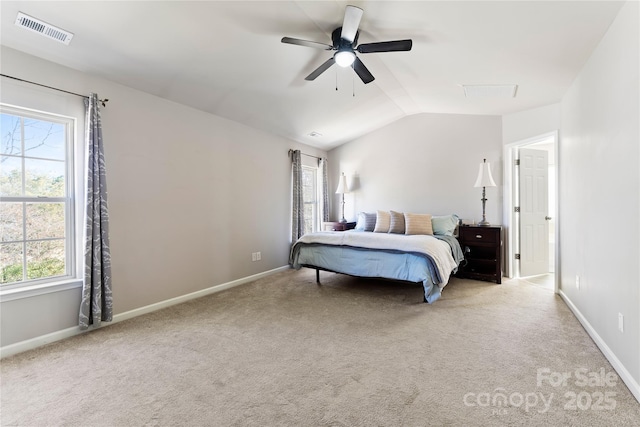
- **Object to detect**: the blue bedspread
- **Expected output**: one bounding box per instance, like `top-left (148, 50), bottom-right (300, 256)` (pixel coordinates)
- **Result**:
top-left (289, 231), bottom-right (463, 303)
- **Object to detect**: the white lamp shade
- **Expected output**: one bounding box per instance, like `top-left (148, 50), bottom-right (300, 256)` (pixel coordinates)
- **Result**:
top-left (335, 174), bottom-right (348, 194)
top-left (474, 160), bottom-right (497, 187)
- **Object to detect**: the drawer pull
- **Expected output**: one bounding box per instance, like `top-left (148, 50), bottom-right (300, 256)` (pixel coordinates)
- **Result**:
top-left (475, 235), bottom-right (483, 239)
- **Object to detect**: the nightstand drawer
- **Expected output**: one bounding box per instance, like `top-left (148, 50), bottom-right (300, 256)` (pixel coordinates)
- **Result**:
top-left (460, 226), bottom-right (499, 243)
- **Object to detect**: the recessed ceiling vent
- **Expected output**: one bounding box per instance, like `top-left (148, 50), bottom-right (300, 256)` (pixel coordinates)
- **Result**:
top-left (15, 12), bottom-right (73, 45)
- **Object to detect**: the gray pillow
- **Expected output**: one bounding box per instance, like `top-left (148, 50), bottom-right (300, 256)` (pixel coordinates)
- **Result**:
top-left (356, 212), bottom-right (376, 232)
top-left (388, 210), bottom-right (405, 234)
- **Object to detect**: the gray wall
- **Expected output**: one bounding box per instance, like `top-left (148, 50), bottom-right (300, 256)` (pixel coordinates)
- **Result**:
top-left (327, 113), bottom-right (503, 225)
top-left (502, 104), bottom-right (560, 145)
top-left (559, 1), bottom-right (639, 387)
top-left (0, 46), bottom-right (326, 347)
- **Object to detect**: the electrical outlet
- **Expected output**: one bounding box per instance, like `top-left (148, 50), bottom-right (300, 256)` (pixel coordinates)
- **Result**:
top-left (618, 313), bottom-right (624, 333)
top-left (256, 252), bottom-right (261, 261)
top-left (576, 275), bottom-right (580, 290)
top-left (251, 252), bottom-right (257, 262)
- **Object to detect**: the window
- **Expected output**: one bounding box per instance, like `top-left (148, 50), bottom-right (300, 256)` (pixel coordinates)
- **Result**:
top-left (301, 165), bottom-right (319, 236)
top-left (0, 106), bottom-right (76, 288)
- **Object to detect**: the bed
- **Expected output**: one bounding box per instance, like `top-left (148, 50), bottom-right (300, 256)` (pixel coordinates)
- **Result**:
top-left (289, 228), bottom-right (464, 303)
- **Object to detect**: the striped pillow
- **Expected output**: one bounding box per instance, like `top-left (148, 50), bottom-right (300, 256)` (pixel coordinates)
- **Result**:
top-left (356, 212), bottom-right (377, 232)
top-left (388, 210), bottom-right (405, 234)
top-left (364, 213), bottom-right (377, 231)
top-left (404, 213), bottom-right (433, 235)
top-left (373, 210), bottom-right (391, 233)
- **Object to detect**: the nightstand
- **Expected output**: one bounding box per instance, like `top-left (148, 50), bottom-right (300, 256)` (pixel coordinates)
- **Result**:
top-left (322, 221), bottom-right (356, 232)
top-left (456, 225), bottom-right (502, 284)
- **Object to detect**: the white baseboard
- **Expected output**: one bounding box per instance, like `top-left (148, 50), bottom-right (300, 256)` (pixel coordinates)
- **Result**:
top-left (0, 266), bottom-right (290, 359)
top-left (559, 290), bottom-right (640, 404)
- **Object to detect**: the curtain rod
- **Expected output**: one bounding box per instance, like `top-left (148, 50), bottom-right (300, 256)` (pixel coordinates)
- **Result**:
top-left (0, 74), bottom-right (109, 107)
top-left (288, 149), bottom-right (322, 161)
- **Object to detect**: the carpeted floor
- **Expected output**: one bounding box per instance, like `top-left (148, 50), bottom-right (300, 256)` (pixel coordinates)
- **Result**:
top-left (1, 268), bottom-right (639, 426)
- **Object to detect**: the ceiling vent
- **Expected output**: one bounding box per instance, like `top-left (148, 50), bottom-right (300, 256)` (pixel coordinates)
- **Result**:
top-left (462, 84), bottom-right (518, 98)
top-left (15, 12), bottom-right (73, 45)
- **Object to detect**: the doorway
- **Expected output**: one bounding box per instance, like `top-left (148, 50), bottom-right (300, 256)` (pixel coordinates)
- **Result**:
top-left (503, 131), bottom-right (558, 292)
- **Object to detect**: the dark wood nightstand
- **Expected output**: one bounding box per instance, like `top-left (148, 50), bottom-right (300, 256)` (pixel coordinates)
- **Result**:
top-left (322, 221), bottom-right (356, 232)
top-left (456, 225), bottom-right (502, 284)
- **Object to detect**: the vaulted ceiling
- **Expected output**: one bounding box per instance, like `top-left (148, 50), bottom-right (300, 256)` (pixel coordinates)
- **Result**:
top-left (0, 1), bottom-right (624, 149)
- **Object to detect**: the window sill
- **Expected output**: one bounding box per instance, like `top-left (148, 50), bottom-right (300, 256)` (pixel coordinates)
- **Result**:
top-left (0, 279), bottom-right (82, 302)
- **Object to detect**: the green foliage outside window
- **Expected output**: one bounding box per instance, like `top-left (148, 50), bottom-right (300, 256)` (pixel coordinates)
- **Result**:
top-left (1, 112), bottom-right (69, 285)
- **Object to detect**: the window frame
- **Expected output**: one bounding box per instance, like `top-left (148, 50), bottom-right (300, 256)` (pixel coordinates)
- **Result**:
top-left (301, 164), bottom-right (319, 235)
top-left (0, 103), bottom-right (80, 298)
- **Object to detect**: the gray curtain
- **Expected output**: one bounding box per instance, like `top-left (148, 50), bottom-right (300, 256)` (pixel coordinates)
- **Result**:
top-left (79, 93), bottom-right (112, 329)
top-left (291, 150), bottom-right (304, 242)
top-left (319, 158), bottom-right (330, 222)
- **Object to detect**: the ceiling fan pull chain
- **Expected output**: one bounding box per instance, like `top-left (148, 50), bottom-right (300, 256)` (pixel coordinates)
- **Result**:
top-left (352, 64), bottom-right (356, 97)
top-left (335, 67), bottom-right (338, 91)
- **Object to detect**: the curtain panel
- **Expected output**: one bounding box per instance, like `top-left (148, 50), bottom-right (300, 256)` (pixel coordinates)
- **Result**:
top-left (319, 158), bottom-right (330, 222)
top-left (79, 93), bottom-right (113, 329)
top-left (291, 150), bottom-right (304, 243)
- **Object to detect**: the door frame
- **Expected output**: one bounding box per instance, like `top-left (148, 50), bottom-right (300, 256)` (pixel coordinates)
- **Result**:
top-left (502, 131), bottom-right (559, 293)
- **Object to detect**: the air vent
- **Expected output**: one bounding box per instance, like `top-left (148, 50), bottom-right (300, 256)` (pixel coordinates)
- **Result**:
top-left (15, 12), bottom-right (73, 45)
top-left (462, 84), bottom-right (518, 98)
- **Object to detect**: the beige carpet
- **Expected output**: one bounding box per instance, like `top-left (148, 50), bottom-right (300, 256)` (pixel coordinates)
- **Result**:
top-left (1, 268), bottom-right (639, 426)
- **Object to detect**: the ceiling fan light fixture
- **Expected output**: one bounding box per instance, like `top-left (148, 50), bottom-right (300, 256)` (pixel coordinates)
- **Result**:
top-left (335, 50), bottom-right (356, 67)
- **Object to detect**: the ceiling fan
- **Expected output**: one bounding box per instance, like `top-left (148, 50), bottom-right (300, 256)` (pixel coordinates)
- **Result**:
top-left (281, 5), bottom-right (412, 84)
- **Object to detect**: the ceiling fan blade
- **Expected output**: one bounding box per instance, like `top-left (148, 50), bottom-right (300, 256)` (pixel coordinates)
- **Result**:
top-left (305, 57), bottom-right (336, 81)
top-left (340, 5), bottom-right (363, 44)
top-left (281, 37), bottom-right (333, 50)
top-left (353, 57), bottom-right (374, 84)
top-left (357, 39), bottom-right (413, 54)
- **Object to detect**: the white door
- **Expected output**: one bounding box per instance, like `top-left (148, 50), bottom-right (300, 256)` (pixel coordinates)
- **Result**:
top-left (519, 148), bottom-right (549, 277)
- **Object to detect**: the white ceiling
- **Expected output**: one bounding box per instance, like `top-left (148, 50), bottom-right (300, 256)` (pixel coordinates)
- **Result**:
top-left (0, 1), bottom-right (624, 150)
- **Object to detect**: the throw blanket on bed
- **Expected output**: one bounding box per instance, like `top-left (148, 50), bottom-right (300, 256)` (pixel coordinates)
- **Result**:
top-left (433, 234), bottom-right (465, 266)
top-left (291, 231), bottom-right (459, 285)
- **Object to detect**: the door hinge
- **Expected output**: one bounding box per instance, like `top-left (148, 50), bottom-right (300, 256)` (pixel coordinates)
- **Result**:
top-left (515, 253), bottom-right (521, 260)
top-left (514, 206), bottom-right (520, 213)
top-left (514, 159), bottom-right (520, 166)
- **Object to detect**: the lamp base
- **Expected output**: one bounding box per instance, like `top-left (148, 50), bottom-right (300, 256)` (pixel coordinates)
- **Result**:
top-left (339, 194), bottom-right (347, 224)
top-left (477, 188), bottom-right (491, 226)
